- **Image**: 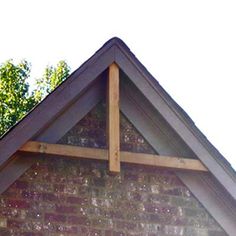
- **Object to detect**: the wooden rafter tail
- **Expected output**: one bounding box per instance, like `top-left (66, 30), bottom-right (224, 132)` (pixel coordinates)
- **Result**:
top-left (107, 63), bottom-right (120, 172)
top-left (20, 141), bottom-right (208, 172)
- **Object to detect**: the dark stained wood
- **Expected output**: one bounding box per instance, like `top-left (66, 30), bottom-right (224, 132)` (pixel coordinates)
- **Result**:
top-left (120, 83), bottom-right (182, 156)
top-left (120, 88), bottom-right (236, 234)
top-left (114, 41), bottom-right (236, 199)
top-left (35, 78), bottom-right (105, 142)
top-left (120, 76), bottom-right (197, 158)
top-left (0, 78), bottom-right (105, 196)
top-left (177, 171), bottom-right (236, 236)
top-left (108, 63), bottom-right (120, 172)
top-left (0, 154), bottom-right (35, 194)
top-left (0, 42), bottom-right (115, 167)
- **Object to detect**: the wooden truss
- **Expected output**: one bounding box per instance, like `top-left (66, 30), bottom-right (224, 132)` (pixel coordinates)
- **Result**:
top-left (18, 63), bottom-right (207, 173)
top-left (20, 141), bottom-right (207, 172)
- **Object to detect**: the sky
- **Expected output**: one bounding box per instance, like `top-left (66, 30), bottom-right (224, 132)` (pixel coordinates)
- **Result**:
top-left (0, 0), bottom-right (236, 169)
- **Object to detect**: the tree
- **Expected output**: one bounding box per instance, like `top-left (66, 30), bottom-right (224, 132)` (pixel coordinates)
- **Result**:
top-left (34, 61), bottom-right (70, 102)
top-left (0, 60), bottom-right (70, 137)
top-left (0, 60), bottom-right (36, 136)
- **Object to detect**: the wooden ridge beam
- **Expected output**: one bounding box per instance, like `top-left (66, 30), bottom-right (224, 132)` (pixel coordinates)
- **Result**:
top-left (19, 141), bottom-right (208, 172)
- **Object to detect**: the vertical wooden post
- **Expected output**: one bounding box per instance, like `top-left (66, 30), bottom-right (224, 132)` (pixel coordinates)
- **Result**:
top-left (107, 63), bottom-right (120, 172)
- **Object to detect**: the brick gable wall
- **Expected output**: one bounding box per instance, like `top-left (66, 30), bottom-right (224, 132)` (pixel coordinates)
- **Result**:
top-left (58, 102), bottom-right (156, 154)
top-left (0, 103), bottom-right (226, 236)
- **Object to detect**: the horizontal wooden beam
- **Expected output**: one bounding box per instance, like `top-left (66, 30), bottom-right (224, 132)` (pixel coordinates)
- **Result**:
top-left (20, 141), bottom-right (107, 161)
top-left (19, 141), bottom-right (208, 172)
top-left (121, 151), bottom-right (208, 172)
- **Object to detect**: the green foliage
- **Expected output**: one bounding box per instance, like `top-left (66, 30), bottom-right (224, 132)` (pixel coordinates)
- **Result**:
top-left (34, 61), bottom-right (70, 102)
top-left (0, 60), bottom-right (36, 136)
top-left (0, 60), bottom-right (70, 137)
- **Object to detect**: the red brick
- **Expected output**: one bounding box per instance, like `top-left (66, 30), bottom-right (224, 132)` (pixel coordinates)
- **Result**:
top-left (45, 213), bottom-right (66, 223)
top-left (0, 228), bottom-right (11, 236)
top-left (106, 230), bottom-right (127, 236)
top-left (77, 226), bottom-right (90, 235)
top-left (56, 225), bottom-right (78, 234)
top-left (42, 193), bottom-right (58, 202)
top-left (53, 184), bottom-right (65, 192)
top-left (110, 210), bottom-right (124, 219)
top-left (144, 203), bottom-right (178, 215)
top-left (148, 214), bottom-right (161, 222)
top-left (124, 172), bottom-right (140, 181)
top-left (93, 178), bottom-right (106, 187)
top-left (13, 180), bottom-right (29, 189)
top-left (1, 190), bottom-right (18, 198)
top-left (88, 228), bottom-right (103, 236)
top-left (55, 205), bottom-right (77, 214)
top-left (7, 219), bottom-right (23, 228)
top-left (67, 196), bottom-right (88, 205)
top-left (116, 221), bottom-right (137, 231)
top-left (26, 210), bottom-right (43, 220)
top-left (127, 212), bottom-right (149, 222)
top-left (105, 230), bottom-right (113, 236)
top-left (20, 232), bottom-right (44, 236)
top-left (7, 200), bottom-right (29, 209)
top-left (67, 215), bottom-right (90, 226)
top-left (22, 191), bottom-right (41, 200)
